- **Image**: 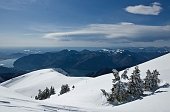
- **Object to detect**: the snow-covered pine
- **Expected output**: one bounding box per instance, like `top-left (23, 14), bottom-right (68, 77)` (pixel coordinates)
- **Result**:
top-left (112, 69), bottom-right (120, 83)
top-left (60, 84), bottom-right (70, 95)
top-left (128, 66), bottom-right (143, 98)
top-left (104, 66), bottom-right (163, 104)
top-left (35, 87), bottom-right (55, 100)
top-left (101, 89), bottom-right (111, 101)
top-left (152, 70), bottom-right (160, 88)
top-left (121, 69), bottom-right (129, 80)
top-left (144, 69), bottom-right (160, 91)
top-left (144, 69), bottom-right (152, 91)
top-left (37, 89), bottom-right (42, 100)
top-left (111, 81), bottom-right (128, 102)
top-left (44, 87), bottom-right (50, 98)
top-left (110, 69), bottom-right (129, 103)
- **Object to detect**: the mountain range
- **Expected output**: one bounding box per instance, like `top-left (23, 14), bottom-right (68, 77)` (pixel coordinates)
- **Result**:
top-left (14, 49), bottom-right (168, 77)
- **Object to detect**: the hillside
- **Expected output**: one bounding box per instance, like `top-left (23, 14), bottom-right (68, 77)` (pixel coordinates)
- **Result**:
top-left (43, 54), bottom-right (170, 112)
top-left (1, 53), bottom-right (170, 112)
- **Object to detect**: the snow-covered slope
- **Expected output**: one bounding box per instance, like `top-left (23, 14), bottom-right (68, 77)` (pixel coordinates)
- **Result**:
top-left (0, 86), bottom-right (89, 112)
top-left (1, 69), bottom-right (90, 97)
top-left (45, 53), bottom-right (170, 112)
top-left (1, 53), bottom-right (170, 112)
top-left (0, 85), bottom-right (43, 112)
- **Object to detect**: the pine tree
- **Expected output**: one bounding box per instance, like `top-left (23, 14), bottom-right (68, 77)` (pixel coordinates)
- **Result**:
top-left (101, 66), bottom-right (162, 105)
top-left (112, 69), bottom-right (120, 83)
top-left (144, 69), bottom-right (160, 91)
top-left (60, 84), bottom-right (70, 95)
top-left (35, 87), bottom-right (56, 100)
top-left (144, 70), bottom-right (152, 91)
top-left (50, 86), bottom-right (55, 95)
top-left (121, 69), bottom-right (128, 80)
top-left (37, 89), bottom-right (42, 100)
top-left (41, 90), bottom-right (45, 100)
top-left (112, 81), bottom-right (128, 102)
top-left (128, 66), bottom-right (143, 98)
top-left (111, 69), bottom-right (128, 103)
top-left (151, 70), bottom-right (160, 90)
top-left (44, 87), bottom-right (50, 99)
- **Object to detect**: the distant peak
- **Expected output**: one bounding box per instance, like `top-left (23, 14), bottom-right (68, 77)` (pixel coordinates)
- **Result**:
top-left (99, 48), bottom-right (125, 54)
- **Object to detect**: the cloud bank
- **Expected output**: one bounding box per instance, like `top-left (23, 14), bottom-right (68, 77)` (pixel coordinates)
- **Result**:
top-left (44, 22), bottom-right (170, 44)
top-left (125, 2), bottom-right (162, 15)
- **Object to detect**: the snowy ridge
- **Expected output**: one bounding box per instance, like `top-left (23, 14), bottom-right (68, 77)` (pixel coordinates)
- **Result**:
top-left (1, 69), bottom-right (90, 97)
top-left (1, 53), bottom-right (170, 112)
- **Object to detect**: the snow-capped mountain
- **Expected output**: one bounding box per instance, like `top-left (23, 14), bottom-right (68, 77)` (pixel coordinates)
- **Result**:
top-left (0, 53), bottom-right (170, 112)
top-left (100, 48), bottom-right (124, 54)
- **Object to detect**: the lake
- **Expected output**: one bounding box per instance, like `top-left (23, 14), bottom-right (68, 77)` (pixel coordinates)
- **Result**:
top-left (0, 58), bottom-right (17, 68)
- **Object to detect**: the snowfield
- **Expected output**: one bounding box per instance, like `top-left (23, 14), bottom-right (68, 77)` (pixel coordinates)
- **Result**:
top-left (1, 53), bottom-right (170, 112)
top-left (0, 86), bottom-right (88, 112)
top-left (1, 69), bottom-right (90, 97)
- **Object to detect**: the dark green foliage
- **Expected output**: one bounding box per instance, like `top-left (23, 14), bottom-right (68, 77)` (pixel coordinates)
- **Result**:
top-left (50, 86), bottom-right (55, 95)
top-left (60, 84), bottom-right (70, 95)
top-left (35, 86), bottom-right (55, 100)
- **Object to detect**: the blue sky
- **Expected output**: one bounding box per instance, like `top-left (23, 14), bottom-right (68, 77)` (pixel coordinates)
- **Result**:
top-left (0, 0), bottom-right (170, 47)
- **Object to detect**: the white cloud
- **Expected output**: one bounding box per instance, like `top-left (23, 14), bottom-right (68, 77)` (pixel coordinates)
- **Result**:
top-left (1, 23), bottom-right (170, 47)
top-left (152, 2), bottom-right (161, 6)
top-left (43, 23), bottom-right (170, 43)
top-left (125, 2), bottom-right (162, 15)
